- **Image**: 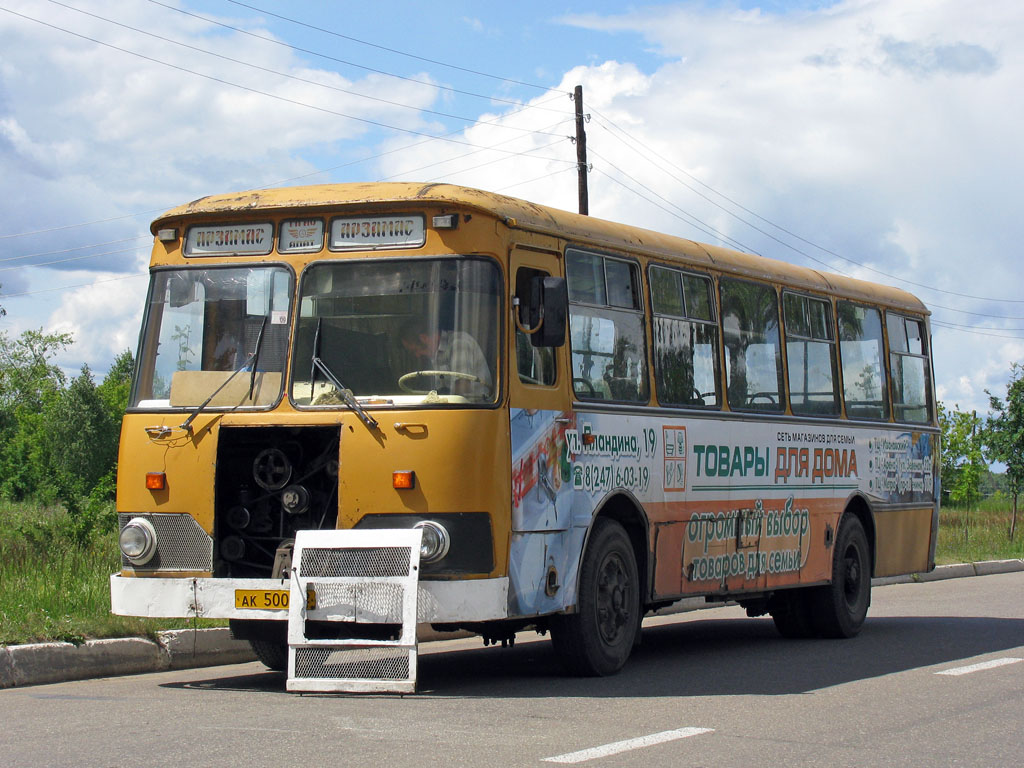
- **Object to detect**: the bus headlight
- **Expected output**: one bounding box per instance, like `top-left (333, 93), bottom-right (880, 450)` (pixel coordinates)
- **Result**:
top-left (413, 520), bottom-right (450, 564)
top-left (119, 517), bottom-right (158, 565)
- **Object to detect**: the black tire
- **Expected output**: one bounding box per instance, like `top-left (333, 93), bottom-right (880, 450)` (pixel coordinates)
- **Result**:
top-left (769, 589), bottom-right (817, 639)
top-left (551, 519), bottom-right (640, 676)
top-left (249, 639), bottom-right (288, 671)
top-left (811, 514), bottom-right (871, 638)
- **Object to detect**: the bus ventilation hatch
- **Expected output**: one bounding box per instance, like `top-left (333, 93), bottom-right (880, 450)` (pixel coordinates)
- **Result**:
top-left (286, 528), bottom-right (422, 694)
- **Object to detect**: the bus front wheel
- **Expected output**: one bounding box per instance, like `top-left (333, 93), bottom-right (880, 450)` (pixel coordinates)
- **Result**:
top-left (249, 639), bottom-right (287, 671)
top-left (551, 518), bottom-right (640, 676)
top-left (812, 514), bottom-right (871, 638)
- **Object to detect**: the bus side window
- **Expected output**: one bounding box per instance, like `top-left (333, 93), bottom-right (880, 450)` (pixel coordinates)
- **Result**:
top-left (566, 250), bottom-right (649, 403)
top-left (887, 312), bottom-right (932, 423)
top-left (515, 267), bottom-right (557, 386)
top-left (650, 265), bottom-right (720, 408)
top-left (783, 292), bottom-right (839, 417)
top-left (720, 278), bottom-right (784, 412)
top-left (837, 301), bottom-right (889, 420)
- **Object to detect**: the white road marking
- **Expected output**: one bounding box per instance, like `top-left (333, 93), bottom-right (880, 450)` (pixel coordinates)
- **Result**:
top-left (542, 727), bottom-right (714, 764)
top-left (936, 657), bottom-right (1023, 676)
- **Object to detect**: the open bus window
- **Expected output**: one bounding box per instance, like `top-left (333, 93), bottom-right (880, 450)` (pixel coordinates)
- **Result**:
top-left (720, 278), bottom-right (784, 412)
top-left (887, 312), bottom-right (932, 423)
top-left (131, 266), bottom-right (291, 409)
top-left (837, 302), bottom-right (890, 420)
top-left (650, 265), bottom-right (720, 408)
top-left (566, 250), bottom-right (649, 403)
top-left (291, 257), bottom-right (500, 407)
top-left (784, 292), bottom-right (839, 417)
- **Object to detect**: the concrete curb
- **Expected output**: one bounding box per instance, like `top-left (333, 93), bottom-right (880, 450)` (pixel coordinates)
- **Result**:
top-left (871, 559), bottom-right (1024, 586)
top-left (3, 560), bottom-right (1023, 690)
top-left (0, 628), bottom-right (254, 690)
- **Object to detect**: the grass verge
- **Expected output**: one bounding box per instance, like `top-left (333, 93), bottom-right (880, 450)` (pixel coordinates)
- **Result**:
top-left (935, 499), bottom-right (1023, 565)
top-left (0, 501), bottom-right (223, 647)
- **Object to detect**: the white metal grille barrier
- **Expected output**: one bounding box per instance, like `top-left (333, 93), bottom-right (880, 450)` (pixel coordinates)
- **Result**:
top-left (287, 528), bottom-right (422, 694)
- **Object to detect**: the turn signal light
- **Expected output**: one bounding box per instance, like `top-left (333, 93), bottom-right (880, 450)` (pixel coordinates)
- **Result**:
top-left (145, 472), bottom-right (166, 491)
top-left (393, 470), bottom-right (415, 490)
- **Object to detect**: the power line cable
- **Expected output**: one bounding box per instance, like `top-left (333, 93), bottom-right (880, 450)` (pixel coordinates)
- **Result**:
top-left (931, 321), bottom-right (1024, 340)
top-left (594, 167), bottom-right (758, 254)
top-left (380, 119), bottom-right (570, 182)
top-left (0, 271), bottom-right (149, 299)
top-left (225, 0), bottom-right (560, 93)
top-left (588, 148), bottom-right (758, 254)
top-left (932, 319), bottom-right (1024, 332)
top-left (44, 0), bottom-right (566, 138)
top-left (0, 236), bottom-right (147, 264)
top-left (0, 209), bottom-right (163, 240)
top-left (0, 93), bottom-right (570, 239)
top-left (147, 0), bottom-right (570, 110)
top-left (424, 139), bottom-right (568, 184)
top-left (495, 166), bottom-right (578, 194)
top-left (0, 7), bottom-right (577, 168)
top-left (589, 120), bottom-right (846, 273)
top-left (590, 107), bottom-right (1024, 305)
top-left (927, 302), bottom-right (1024, 320)
top-left (0, 246), bottom-right (143, 273)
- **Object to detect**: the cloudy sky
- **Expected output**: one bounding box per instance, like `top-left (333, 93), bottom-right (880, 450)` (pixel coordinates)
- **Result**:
top-left (1, 0), bottom-right (1021, 414)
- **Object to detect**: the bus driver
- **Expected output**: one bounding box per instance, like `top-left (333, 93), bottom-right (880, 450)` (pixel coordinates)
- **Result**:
top-left (399, 319), bottom-right (493, 399)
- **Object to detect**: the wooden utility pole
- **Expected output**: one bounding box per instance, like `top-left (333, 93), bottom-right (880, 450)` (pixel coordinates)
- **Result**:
top-left (573, 85), bottom-right (589, 215)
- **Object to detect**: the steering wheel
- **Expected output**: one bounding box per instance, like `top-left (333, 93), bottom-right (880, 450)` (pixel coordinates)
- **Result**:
top-left (573, 378), bottom-right (598, 398)
top-left (398, 369), bottom-right (483, 394)
top-left (746, 392), bottom-right (778, 406)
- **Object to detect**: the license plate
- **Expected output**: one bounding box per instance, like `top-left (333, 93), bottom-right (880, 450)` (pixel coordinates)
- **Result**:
top-left (234, 589), bottom-right (289, 610)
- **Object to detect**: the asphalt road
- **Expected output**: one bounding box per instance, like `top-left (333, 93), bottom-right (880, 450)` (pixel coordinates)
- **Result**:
top-left (3, 572), bottom-right (1022, 767)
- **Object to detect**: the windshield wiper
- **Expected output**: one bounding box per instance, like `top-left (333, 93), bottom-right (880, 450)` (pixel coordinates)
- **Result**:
top-left (310, 318), bottom-right (379, 431)
top-left (178, 319), bottom-right (268, 434)
top-left (248, 315), bottom-right (268, 401)
top-left (179, 351), bottom-right (257, 434)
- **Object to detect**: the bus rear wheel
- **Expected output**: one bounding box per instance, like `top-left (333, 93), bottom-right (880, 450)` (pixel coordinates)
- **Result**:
top-left (811, 514), bottom-right (871, 638)
top-left (768, 590), bottom-right (816, 638)
top-left (551, 518), bottom-right (640, 676)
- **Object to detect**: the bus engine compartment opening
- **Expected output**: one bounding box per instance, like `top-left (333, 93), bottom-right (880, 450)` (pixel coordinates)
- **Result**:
top-left (214, 425), bottom-right (340, 578)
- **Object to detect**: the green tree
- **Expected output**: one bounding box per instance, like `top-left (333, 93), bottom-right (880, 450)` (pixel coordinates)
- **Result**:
top-left (938, 401), bottom-right (986, 535)
top-left (0, 328), bottom-right (73, 410)
top-left (0, 333), bottom-right (130, 540)
top-left (0, 329), bottom-right (74, 500)
top-left (985, 363), bottom-right (1024, 540)
top-left (96, 349), bottom-right (135, 426)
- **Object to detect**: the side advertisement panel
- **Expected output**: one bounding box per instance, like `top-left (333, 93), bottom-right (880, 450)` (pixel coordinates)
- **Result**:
top-left (507, 408), bottom-right (937, 617)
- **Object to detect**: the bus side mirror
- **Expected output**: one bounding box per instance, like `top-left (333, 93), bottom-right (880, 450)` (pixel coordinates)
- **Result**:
top-left (529, 276), bottom-right (567, 348)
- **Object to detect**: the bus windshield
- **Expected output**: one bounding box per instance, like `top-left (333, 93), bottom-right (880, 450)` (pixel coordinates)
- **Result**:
top-left (131, 266), bottom-right (292, 409)
top-left (292, 257), bottom-right (500, 406)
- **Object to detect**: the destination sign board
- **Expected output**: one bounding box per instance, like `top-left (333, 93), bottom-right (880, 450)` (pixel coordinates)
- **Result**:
top-left (329, 215), bottom-right (425, 251)
top-left (184, 223), bottom-right (274, 256)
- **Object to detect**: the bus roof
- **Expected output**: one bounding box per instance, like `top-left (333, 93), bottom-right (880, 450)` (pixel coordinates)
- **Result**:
top-left (153, 182), bottom-right (928, 315)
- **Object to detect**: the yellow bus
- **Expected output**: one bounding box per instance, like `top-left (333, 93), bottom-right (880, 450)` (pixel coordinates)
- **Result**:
top-left (111, 182), bottom-right (938, 691)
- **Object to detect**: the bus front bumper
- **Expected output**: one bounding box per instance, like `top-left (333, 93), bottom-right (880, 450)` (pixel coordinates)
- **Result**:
top-left (110, 574), bottom-right (509, 623)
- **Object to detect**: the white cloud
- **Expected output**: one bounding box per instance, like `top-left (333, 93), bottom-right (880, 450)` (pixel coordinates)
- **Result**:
top-left (0, 0), bottom-right (442, 373)
top-left (2, 0), bottom-right (1021, 415)
top-left (371, 0), bottom-right (1024, 415)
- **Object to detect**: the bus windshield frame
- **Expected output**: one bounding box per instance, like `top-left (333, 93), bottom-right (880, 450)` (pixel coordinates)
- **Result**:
top-left (290, 255), bottom-right (502, 409)
top-left (130, 264), bottom-right (293, 411)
